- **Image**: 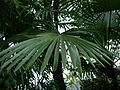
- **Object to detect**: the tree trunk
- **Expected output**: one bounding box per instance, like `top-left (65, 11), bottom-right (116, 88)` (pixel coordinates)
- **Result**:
top-left (52, 0), bottom-right (66, 89)
top-left (43, 0), bottom-right (66, 89)
top-left (53, 56), bottom-right (66, 90)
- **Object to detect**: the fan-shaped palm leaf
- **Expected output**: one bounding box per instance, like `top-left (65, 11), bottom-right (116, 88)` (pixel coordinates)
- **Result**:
top-left (0, 30), bottom-right (113, 76)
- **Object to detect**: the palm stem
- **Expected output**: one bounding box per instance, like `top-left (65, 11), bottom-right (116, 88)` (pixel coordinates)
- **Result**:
top-left (52, 0), bottom-right (66, 89)
top-left (53, 56), bottom-right (66, 90)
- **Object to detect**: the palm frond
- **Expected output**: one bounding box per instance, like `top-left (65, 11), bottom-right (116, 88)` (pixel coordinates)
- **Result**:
top-left (0, 31), bottom-right (113, 76)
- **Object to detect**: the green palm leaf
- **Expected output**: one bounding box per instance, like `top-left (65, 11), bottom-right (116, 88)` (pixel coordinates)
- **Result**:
top-left (24, 40), bottom-right (52, 70)
top-left (53, 39), bottom-right (60, 71)
top-left (61, 36), bottom-right (67, 68)
top-left (0, 31), bottom-right (113, 75)
top-left (40, 38), bottom-right (58, 72)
